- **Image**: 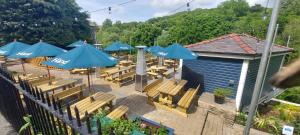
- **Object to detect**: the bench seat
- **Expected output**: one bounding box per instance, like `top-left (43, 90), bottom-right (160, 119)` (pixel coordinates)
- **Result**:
top-left (107, 105), bottom-right (129, 120)
top-left (114, 72), bottom-right (135, 87)
top-left (144, 78), bottom-right (163, 104)
top-left (177, 85), bottom-right (200, 114)
top-left (52, 84), bottom-right (86, 102)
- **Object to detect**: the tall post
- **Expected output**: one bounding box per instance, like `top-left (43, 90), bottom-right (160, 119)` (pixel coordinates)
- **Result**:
top-left (243, 0), bottom-right (282, 134)
top-left (135, 46), bottom-right (147, 92)
top-left (43, 57), bottom-right (51, 82)
top-left (279, 35), bottom-right (291, 68)
top-left (87, 68), bottom-right (91, 95)
top-left (21, 58), bottom-right (26, 75)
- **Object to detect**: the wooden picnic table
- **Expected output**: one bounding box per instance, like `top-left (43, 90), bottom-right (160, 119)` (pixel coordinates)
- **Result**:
top-left (14, 73), bottom-right (47, 82)
top-left (105, 66), bottom-right (135, 80)
top-left (150, 65), bottom-right (167, 74)
top-left (37, 78), bottom-right (78, 93)
top-left (119, 60), bottom-right (133, 66)
top-left (158, 80), bottom-right (188, 107)
top-left (70, 92), bottom-right (116, 120)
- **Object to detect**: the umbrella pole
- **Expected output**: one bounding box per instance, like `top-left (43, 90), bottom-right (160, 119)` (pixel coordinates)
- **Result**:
top-left (44, 57), bottom-right (52, 84)
top-left (21, 58), bottom-right (26, 75)
top-left (87, 68), bottom-right (91, 95)
top-left (173, 59), bottom-right (177, 81)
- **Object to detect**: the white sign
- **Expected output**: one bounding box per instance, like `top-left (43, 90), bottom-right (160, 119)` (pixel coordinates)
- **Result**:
top-left (282, 125), bottom-right (294, 135)
top-left (158, 52), bottom-right (167, 56)
top-left (51, 58), bottom-right (70, 65)
top-left (16, 52), bottom-right (32, 56)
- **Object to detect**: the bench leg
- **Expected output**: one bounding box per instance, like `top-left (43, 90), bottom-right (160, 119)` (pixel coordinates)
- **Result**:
top-left (178, 106), bottom-right (187, 114)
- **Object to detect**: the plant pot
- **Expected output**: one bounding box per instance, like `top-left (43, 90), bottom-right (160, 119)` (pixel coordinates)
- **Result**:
top-left (214, 95), bottom-right (225, 104)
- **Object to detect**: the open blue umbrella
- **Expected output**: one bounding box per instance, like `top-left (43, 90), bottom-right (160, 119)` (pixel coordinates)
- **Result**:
top-left (43, 44), bottom-right (117, 94)
top-left (66, 40), bottom-right (86, 48)
top-left (164, 43), bottom-right (197, 60)
top-left (146, 45), bottom-right (164, 54)
top-left (0, 40), bottom-right (31, 56)
top-left (0, 40), bottom-right (31, 72)
top-left (9, 41), bottom-right (66, 58)
top-left (161, 43), bottom-right (197, 78)
top-left (104, 41), bottom-right (133, 52)
top-left (9, 41), bottom-right (66, 80)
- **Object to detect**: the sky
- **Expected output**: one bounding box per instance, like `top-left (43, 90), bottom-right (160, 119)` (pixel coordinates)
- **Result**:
top-left (75, 0), bottom-right (273, 25)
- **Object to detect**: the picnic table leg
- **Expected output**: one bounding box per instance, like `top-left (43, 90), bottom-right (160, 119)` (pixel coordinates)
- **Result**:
top-left (108, 101), bottom-right (113, 112)
top-left (159, 93), bottom-right (164, 105)
top-left (168, 95), bottom-right (173, 108)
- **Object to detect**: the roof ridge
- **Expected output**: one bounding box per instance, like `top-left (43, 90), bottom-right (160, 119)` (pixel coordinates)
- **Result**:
top-left (231, 34), bottom-right (256, 54)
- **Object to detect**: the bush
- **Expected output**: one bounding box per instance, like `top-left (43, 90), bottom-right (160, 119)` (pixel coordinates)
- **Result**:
top-left (273, 104), bottom-right (300, 123)
top-left (277, 87), bottom-right (300, 104)
top-left (254, 114), bottom-right (282, 134)
top-left (235, 112), bottom-right (247, 125)
top-left (213, 88), bottom-right (232, 97)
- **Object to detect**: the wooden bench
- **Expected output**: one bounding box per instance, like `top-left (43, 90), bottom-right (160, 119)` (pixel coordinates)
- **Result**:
top-left (114, 72), bottom-right (135, 87)
top-left (70, 92), bottom-right (116, 120)
top-left (177, 85), bottom-right (200, 114)
top-left (145, 78), bottom-right (163, 104)
top-left (52, 84), bottom-right (86, 102)
top-left (163, 70), bottom-right (174, 78)
top-left (106, 105), bottom-right (129, 120)
top-left (147, 71), bottom-right (158, 79)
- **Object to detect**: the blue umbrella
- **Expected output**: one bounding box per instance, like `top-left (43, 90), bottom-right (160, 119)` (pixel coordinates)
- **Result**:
top-left (146, 45), bottom-right (164, 53)
top-left (104, 41), bottom-right (133, 52)
top-left (9, 41), bottom-right (66, 58)
top-left (162, 43), bottom-right (197, 79)
top-left (67, 40), bottom-right (86, 48)
top-left (164, 43), bottom-right (197, 60)
top-left (43, 44), bottom-right (117, 94)
top-left (0, 40), bottom-right (31, 73)
top-left (9, 41), bottom-right (66, 81)
top-left (0, 40), bottom-right (30, 56)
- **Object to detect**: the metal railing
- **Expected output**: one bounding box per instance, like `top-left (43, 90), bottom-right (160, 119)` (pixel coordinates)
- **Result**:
top-left (0, 68), bottom-right (108, 135)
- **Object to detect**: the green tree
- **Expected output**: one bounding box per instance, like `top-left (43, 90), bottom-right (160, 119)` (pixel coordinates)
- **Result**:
top-left (0, 0), bottom-right (91, 46)
top-left (217, 0), bottom-right (250, 17)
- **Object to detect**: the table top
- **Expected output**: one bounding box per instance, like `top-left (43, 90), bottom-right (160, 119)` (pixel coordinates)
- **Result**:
top-left (164, 60), bottom-right (175, 63)
top-left (105, 66), bottom-right (134, 75)
top-left (150, 65), bottom-right (167, 70)
top-left (70, 92), bottom-right (116, 119)
top-left (119, 60), bottom-right (133, 64)
top-left (157, 80), bottom-right (177, 94)
top-left (37, 79), bottom-right (78, 93)
top-left (158, 80), bottom-right (187, 96)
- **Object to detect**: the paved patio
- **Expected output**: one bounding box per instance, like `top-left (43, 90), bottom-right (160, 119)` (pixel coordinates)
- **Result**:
top-left (7, 63), bottom-right (269, 135)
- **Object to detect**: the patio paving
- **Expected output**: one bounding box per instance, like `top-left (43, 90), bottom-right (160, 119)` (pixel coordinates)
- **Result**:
top-left (7, 63), bottom-right (270, 135)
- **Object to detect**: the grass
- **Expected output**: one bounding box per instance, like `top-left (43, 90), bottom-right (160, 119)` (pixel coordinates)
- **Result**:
top-left (276, 87), bottom-right (300, 104)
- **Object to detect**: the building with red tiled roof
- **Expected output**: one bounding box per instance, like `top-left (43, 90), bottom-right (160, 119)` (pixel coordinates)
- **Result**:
top-left (181, 33), bottom-right (293, 111)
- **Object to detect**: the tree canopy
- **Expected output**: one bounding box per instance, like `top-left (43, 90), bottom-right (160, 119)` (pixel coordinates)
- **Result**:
top-left (0, 0), bottom-right (92, 46)
top-left (97, 0), bottom-right (298, 64)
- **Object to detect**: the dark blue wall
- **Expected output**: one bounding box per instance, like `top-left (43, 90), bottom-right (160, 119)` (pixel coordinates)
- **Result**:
top-left (182, 56), bottom-right (243, 98)
top-left (240, 55), bottom-right (283, 111)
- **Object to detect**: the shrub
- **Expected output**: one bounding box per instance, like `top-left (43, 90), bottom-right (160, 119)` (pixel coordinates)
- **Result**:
top-left (273, 104), bottom-right (300, 123)
top-left (235, 112), bottom-right (247, 125)
top-left (213, 88), bottom-right (232, 97)
top-left (254, 113), bottom-right (281, 134)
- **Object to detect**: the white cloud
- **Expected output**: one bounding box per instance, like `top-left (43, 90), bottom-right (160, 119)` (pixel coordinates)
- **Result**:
top-left (153, 11), bottom-right (169, 17)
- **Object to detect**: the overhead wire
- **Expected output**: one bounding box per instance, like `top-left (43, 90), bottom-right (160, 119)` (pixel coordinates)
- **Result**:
top-left (88, 0), bottom-right (136, 13)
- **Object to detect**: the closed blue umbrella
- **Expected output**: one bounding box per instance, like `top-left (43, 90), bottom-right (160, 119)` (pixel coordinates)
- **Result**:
top-left (67, 40), bottom-right (86, 48)
top-left (0, 40), bottom-right (31, 73)
top-left (9, 41), bottom-right (66, 81)
top-left (0, 40), bottom-right (30, 56)
top-left (43, 44), bottom-right (117, 94)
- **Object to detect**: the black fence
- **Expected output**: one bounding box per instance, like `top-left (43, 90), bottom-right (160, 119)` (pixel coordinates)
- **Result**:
top-left (0, 68), bottom-right (107, 135)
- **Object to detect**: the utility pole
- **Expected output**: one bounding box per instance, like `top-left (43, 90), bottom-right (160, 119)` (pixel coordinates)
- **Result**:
top-left (243, 0), bottom-right (282, 134)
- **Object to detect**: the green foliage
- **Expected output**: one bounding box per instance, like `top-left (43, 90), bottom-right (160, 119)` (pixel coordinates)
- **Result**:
top-left (19, 115), bottom-right (32, 135)
top-left (0, 0), bottom-right (92, 46)
top-left (273, 104), bottom-right (300, 123)
top-left (254, 113), bottom-right (281, 134)
top-left (277, 87), bottom-right (300, 104)
top-left (293, 116), bottom-right (300, 135)
top-left (92, 112), bottom-right (168, 135)
top-left (213, 88), bottom-right (232, 97)
top-left (235, 112), bottom-right (247, 125)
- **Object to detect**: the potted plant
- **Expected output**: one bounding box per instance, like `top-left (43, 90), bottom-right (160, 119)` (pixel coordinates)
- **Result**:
top-left (213, 88), bottom-right (232, 104)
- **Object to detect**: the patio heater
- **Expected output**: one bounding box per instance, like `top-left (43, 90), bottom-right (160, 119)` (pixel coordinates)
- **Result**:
top-left (135, 46), bottom-right (147, 92)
